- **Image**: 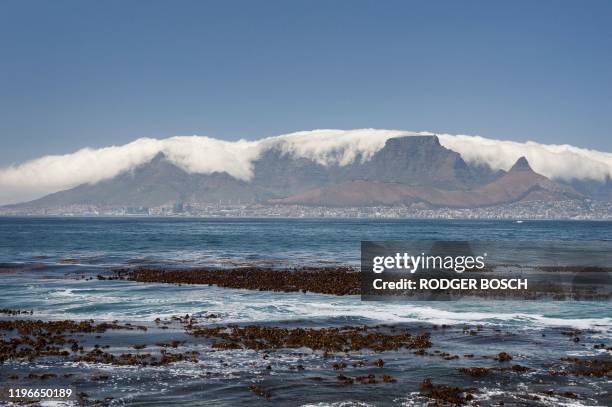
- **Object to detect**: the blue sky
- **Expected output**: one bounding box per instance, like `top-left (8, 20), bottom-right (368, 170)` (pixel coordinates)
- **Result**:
top-left (1, 0), bottom-right (611, 166)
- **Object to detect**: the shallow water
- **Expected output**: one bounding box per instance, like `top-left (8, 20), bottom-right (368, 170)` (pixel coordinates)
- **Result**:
top-left (0, 218), bottom-right (610, 405)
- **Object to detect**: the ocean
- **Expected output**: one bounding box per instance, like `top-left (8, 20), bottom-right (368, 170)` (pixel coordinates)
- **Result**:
top-left (0, 218), bottom-right (610, 406)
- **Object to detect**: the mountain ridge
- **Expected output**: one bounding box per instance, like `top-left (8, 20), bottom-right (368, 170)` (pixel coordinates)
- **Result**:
top-left (270, 156), bottom-right (583, 208)
top-left (1, 135), bottom-right (598, 212)
top-left (2, 129), bottom-right (611, 207)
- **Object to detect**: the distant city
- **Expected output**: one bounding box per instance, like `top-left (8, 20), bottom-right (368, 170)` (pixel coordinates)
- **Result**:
top-left (1, 199), bottom-right (610, 220)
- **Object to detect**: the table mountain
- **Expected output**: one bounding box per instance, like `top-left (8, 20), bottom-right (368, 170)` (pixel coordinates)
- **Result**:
top-left (4, 136), bottom-right (587, 211)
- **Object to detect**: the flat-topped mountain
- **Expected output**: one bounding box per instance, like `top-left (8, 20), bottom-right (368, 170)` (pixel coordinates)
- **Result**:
top-left (1, 135), bottom-right (591, 212)
top-left (252, 136), bottom-right (499, 193)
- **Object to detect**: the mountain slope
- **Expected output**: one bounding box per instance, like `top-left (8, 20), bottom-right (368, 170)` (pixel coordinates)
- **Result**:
top-left (271, 157), bottom-right (583, 207)
top-left (475, 157), bottom-right (581, 204)
top-left (15, 153), bottom-right (270, 209)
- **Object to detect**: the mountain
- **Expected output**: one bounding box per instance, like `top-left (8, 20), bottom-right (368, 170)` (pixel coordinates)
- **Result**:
top-left (335, 136), bottom-right (486, 189)
top-left (474, 156), bottom-right (581, 204)
top-left (271, 156), bottom-right (583, 207)
top-left (17, 153), bottom-right (270, 209)
top-left (250, 136), bottom-right (497, 194)
top-left (2, 136), bottom-right (589, 212)
top-left (566, 177), bottom-right (612, 201)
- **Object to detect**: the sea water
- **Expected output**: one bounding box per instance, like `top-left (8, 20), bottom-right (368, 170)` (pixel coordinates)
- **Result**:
top-left (0, 218), bottom-right (610, 405)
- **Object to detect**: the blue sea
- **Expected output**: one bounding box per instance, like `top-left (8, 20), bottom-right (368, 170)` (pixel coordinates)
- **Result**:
top-left (0, 218), bottom-right (610, 406)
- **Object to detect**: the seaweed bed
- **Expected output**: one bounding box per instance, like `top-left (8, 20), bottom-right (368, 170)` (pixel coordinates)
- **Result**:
top-left (187, 325), bottom-right (433, 352)
top-left (95, 266), bottom-right (612, 300)
top-left (98, 266), bottom-right (361, 296)
top-left (1, 309), bottom-right (611, 404)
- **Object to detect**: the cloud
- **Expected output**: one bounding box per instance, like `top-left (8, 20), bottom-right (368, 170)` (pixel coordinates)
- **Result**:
top-left (0, 136), bottom-right (262, 205)
top-left (1, 129), bottom-right (611, 205)
top-left (437, 134), bottom-right (612, 182)
top-left (262, 129), bottom-right (428, 166)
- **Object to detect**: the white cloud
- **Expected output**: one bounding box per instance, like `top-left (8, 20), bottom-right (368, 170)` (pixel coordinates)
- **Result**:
top-left (0, 129), bottom-right (611, 205)
top-left (437, 134), bottom-right (612, 182)
top-left (262, 129), bottom-right (429, 166)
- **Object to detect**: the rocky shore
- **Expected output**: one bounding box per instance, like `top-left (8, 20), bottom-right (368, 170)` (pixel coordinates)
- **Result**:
top-left (1, 308), bottom-right (611, 405)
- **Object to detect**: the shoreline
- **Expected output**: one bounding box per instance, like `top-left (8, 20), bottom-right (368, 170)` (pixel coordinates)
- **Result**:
top-left (2, 215), bottom-right (612, 222)
top-left (1, 309), bottom-right (610, 405)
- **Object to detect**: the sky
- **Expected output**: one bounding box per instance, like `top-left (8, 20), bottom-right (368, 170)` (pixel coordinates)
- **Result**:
top-left (1, 0), bottom-right (611, 167)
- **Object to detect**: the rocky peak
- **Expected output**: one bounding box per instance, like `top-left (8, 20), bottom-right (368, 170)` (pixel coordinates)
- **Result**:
top-left (509, 156), bottom-right (532, 172)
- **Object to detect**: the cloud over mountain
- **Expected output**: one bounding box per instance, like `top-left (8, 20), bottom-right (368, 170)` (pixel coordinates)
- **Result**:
top-left (1, 129), bottom-right (611, 205)
top-left (438, 134), bottom-right (612, 183)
